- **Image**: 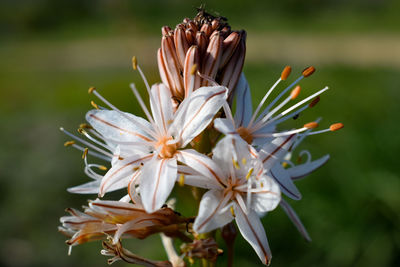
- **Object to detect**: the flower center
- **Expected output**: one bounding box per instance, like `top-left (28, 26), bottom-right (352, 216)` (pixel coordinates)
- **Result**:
top-left (237, 126), bottom-right (253, 144)
top-left (156, 136), bottom-right (177, 159)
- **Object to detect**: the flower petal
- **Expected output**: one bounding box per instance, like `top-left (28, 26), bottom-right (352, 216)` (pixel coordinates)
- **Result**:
top-left (171, 86), bottom-right (227, 147)
top-left (251, 176), bottom-right (281, 213)
top-left (288, 155), bottom-right (330, 180)
top-left (279, 199), bottom-right (311, 242)
top-left (176, 150), bottom-right (226, 189)
top-left (234, 73), bottom-right (253, 127)
top-left (259, 134), bottom-right (296, 171)
top-left (212, 136), bottom-right (256, 180)
top-left (140, 157), bottom-right (177, 213)
top-left (99, 154), bottom-right (153, 197)
top-left (269, 164), bottom-right (302, 200)
top-left (234, 204), bottom-right (272, 265)
top-left (213, 118), bottom-right (237, 136)
top-left (193, 190), bottom-right (233, 233)
top-left (150, 83), bottom-right (174, 135)
top-left (86, 110), bottom-right (153, 144)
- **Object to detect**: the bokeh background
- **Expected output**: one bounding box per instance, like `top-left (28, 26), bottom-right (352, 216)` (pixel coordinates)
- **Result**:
top-left (1, 0), bottom-right (399, 266)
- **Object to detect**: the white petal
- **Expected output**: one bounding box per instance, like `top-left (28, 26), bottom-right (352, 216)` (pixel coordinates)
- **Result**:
top-left (67, 180), bottom-right (102, 194)
top-left (234, 204), bottom-right (272, 265)
top-left (234, 73), bottom-right (253, 127)
top-left (140, 157), bottom-right (177, 213)
top-left (176, 150), bottom-right (226, 189)
top-left (212, 136), bottom-right (255, 179)
top-left (269, 164), bottom-right (302, 200)
top-left (86, 110), bottom-right (153, 144)
top-left (259, 134), bottom-right (296, 171)
top-left (193, 190), bottom-right (233, 233)
top-left (251, 176), bottom-right (281, 213)
top-left (288, 155), bottom-right (330, 180)
top-left (213, 118), bottom-right (237, 136)
top-left (171, 86), bottom-right (227, 147)
top-left (99, 154), bottom-right (152, 197)
top-left (183, 175), bottom-right (222, 190)
top-left (150, 83), bottom-right (174, 135)
top-left (279, 199), bottom-right (311, 241)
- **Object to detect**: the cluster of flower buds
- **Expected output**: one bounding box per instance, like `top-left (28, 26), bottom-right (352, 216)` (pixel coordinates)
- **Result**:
top-left (158, 9), bottom-right (246, 103)
top-left (59, 8), bottom-right (343, 267)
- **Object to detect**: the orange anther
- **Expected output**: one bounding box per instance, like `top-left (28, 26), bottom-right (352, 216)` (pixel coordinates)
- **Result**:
top-left (302, 66), bottom-right (315, 77)
top-left (281, 66), bottom-right (292, 80)
top-left (291, 85), bottom-right (301, 100)
top-left (304, 122), bottom-right (319, 129)
top-left (309, 96), bottom-right (320, 107)
top-left (330, 123), bottom-right (344, 131)
top-left (88, 87), bottom-right (96, 94)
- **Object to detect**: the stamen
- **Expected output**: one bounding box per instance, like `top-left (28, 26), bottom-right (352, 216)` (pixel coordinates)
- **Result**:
top-left (91, 101), bottom-right (99, 110)
top-left (178, 174), bottom-right (185, 187)
top-left (98, 165), bottom-right (108, 171)
top-left (242, 157), bottom-right (247, 165)
top-left (64, 141), bottom-right (75, 147)
top-left (302, 66), bottom-right (315, 77)
top-left (60, 127), bottom-right (114, 158)
top-left (291, 85), bottom-right (301, 100)
top-left (281, 66), bottom-right (292, 80)
top-left (82, 148), bottom-right (89, 159)
top-left (70, 143), bottom-right (111, 162)
top-left (131, 56), bottom-right (137, 70)
top-left (306, 122), bottom-right (344, 136)
top-left (78, 128), bottom-right (113, 152)
top-left (88, 87), bottom-right (96, 94)
top-left (252, 86), bottom-right (301, 132)
top-left (230, 206), bottom-right (235, 217)
top-left (246, 168), bottom-right (254, 180)
top-left (79, 123), bottom-right (93, 129)
top-left (304, 122), bottom-right (319, 129)
top-left (330, 123), bottom-right (344, 131)
top-left (232, 158), bottom-right (240, 170)
top-left (309, 96), bottom-right (320, 107)
top-left (248, 75), bottom-right (282, 128)
top-left (129, 83), bottom-right (157, 128)
top-left (255, 74), bottom-right (305, 123)
top-left (278, 86), bottom-right (329, 117)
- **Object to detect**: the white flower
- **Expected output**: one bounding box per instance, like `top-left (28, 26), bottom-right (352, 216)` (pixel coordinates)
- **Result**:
top-left (180, 136), bottom-right (280, 265)
top-left (63, 62), bottom-right (228, 213)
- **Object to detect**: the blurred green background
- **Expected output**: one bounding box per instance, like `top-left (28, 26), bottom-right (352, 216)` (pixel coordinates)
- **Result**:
top-left (1, 0), bottom-right (399, 266)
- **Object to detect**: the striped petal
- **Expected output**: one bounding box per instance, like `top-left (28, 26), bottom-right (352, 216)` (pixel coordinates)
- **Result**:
top-left (171, 86), bottom-right (228, 147)
top-left (259, 134), bottom-right (296, 171)
top-left (99, 154), bottom-right (152, 197)
top-left (140, 157), bottom-right (177, 213)
top-left (279, 199), bottom-right (311, 242)
top-left (213, 118), bottom-right (236, 136)
top-left (193, 190), bottom-right (233, 233)
top-left (150, 83), bottom-right (174, 135)
top-left (176, 150), bottom-right (226, 189)
top-left (269, 164), bottom-right (302, 200)
top-left (86, 110), bottom-right (153, 144)
top-left (234, 73), bottom-right (253, 127)
top-left (235, 205), bottom-right (272, 265)
top-left (288, 155), bottom-right (330, 180)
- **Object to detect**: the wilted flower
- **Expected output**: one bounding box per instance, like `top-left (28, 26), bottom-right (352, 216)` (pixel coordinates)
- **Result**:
top-left (59, 199), bottom-right (191, 252)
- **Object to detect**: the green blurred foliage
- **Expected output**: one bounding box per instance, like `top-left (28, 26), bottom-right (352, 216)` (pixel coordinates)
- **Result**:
top-left (0, 0), bottom-right (399, 266)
